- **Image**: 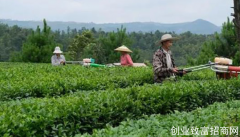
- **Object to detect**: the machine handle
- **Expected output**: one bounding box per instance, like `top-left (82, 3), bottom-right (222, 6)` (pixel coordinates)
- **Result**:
top-left (177, 69), bottom-right (192, 77)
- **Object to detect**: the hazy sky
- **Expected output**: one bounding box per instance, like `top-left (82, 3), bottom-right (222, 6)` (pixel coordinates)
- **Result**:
top-left (0, 0), bottom-right (234, 26)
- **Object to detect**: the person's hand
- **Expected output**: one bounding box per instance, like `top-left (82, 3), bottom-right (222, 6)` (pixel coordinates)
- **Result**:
top-left (176, 69), bottom-right (188, 77)
top-left (171, 68), bottom-right (178, 73)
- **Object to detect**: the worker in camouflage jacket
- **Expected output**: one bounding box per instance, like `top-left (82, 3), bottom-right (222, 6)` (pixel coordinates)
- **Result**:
top-left (153, 34), bottom-right (180, 83)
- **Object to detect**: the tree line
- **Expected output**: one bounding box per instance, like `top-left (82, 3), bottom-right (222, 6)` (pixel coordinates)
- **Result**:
top-left (0, 18), bottom-right (238, 66)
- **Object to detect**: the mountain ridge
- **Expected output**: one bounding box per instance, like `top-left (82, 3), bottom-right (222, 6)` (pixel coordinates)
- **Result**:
top-left (0, 19), bottom-right (221, 34)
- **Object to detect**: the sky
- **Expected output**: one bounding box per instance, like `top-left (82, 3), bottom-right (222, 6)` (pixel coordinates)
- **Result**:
top-left (0, 0), bottom-right (234, 26)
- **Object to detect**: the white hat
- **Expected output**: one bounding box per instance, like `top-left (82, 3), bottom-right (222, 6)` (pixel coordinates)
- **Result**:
top-left (53, 47), bottom-right (63, 54)
top-left (159, 34), bottom-right (179, 43)
top-left (114, 45), bottom-right (132, 53)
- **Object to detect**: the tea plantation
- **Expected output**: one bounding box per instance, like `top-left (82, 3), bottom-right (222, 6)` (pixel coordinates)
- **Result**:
top-left (0, 63), bottom-right (239, 136)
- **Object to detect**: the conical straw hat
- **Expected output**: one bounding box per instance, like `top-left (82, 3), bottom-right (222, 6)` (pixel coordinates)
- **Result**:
top-left (114, 45), bottom-right (132, 53)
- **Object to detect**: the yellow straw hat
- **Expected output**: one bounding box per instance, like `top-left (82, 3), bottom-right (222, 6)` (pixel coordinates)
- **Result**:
top-left (114, 45), bottom-right (132, 53)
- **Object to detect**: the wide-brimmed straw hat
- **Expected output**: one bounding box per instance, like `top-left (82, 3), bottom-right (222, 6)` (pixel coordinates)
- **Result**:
top-left (114, 45), bottom-right (132, 53)
top-left (159, 34), bottom-right (179, 43)
top-left (53, 46), bottom-right (63, 54)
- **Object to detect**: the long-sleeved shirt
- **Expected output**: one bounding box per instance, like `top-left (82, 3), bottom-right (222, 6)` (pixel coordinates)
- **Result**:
top-left (120, 53), bottom-right (133, 66)
top-left (152, 48), bottom-right (176, 83)
top-left (51, 55), bottom-right (66, 66)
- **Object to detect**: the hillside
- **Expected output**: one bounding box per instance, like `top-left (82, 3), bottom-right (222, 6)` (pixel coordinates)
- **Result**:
top-left (0, 19), bottom-right (221, 34)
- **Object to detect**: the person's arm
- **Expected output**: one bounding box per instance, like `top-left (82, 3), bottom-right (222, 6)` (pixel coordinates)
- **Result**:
top-left (61, 55), bottom-right (66, 65)
top-left (51, 56), bottom-right (60, 66)
top-left (120, 55), bottom-right (125, 66)
top-left (61, 55), bottom-right (66, 62)
top-left (126, 54), bottom-right (133, 66)
top-left (153, 51), bottom-right (172, 75)
top-left (172, 54), bottom-right (183, 74)
top-left (121, 54), bottom-right (131, 66)
top-left (171, 55), bottom-right (176, 68)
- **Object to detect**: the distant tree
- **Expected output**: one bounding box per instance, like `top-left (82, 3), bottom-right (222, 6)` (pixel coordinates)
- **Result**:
top-left (194, 42), bottom-right (216, 65)
top-left (68, 30), bottom-right (95, 60)
top-left (91, 27), bottom-right (97, 34)
top-left (99, 26), bottom-right (138, 63)
top-left (0, 21), bottom-right (215, 65)
top-left (11, 19), bottom-right (60, 63)
top-left (82, 43), bottom-right (105, 63)
top-left (0, 24), bottom-right (31, 61)
top-left (191, 18), bottom-right (239, 65)
top-left (232, 0), bottom-right (240, 43)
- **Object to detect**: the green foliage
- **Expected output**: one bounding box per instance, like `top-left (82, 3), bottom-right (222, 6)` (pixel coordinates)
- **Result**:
top-left (2, 19), bottom-right (240, 137)
top-left (194, 42), bottom-right (216, 65)
top-left (192, 18), bottom-right (240, 65)
top-left (68, 31), bottom-right (95, 60)
top-left (1, 63), bottom-right (240, 136)
top-left (4, 19), bottom-right (240, 66)
top-left (1, 76), bottom-right (240, 136)
top-left (0, 24), bottom-right (31, 61)
top-left (172, 32), bottom-right (214, 66)
top-left (11, 19), bottom-right (60, 63)
top-left (233, 51), bottom-right (240, 65)
top-left (1, 22), bottom-right (214, 65)
top-left (131, 31), bottom-right (212, 66)
top-left (98, 26), bottom-right (134, 63)
top-left (81, 43), bottom-right (105, 63)
top-left (0, 63), bottom-right (153, 101)
top-left (82, 100), bottom-right (240, 136)
top-left (179, 69), bottom-right (216, 80)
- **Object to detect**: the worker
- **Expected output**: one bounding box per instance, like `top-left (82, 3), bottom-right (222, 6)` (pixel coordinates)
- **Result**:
top-left (114, 45), bottom-right (133, 66)
top-left (153, 34), bottom-right (183, 83)
top-left (51, 46), bottom-right (66, 66)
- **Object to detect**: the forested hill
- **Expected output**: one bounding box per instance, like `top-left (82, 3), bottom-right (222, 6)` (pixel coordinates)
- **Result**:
top-left (0, 19), bottom-right (220, 34)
